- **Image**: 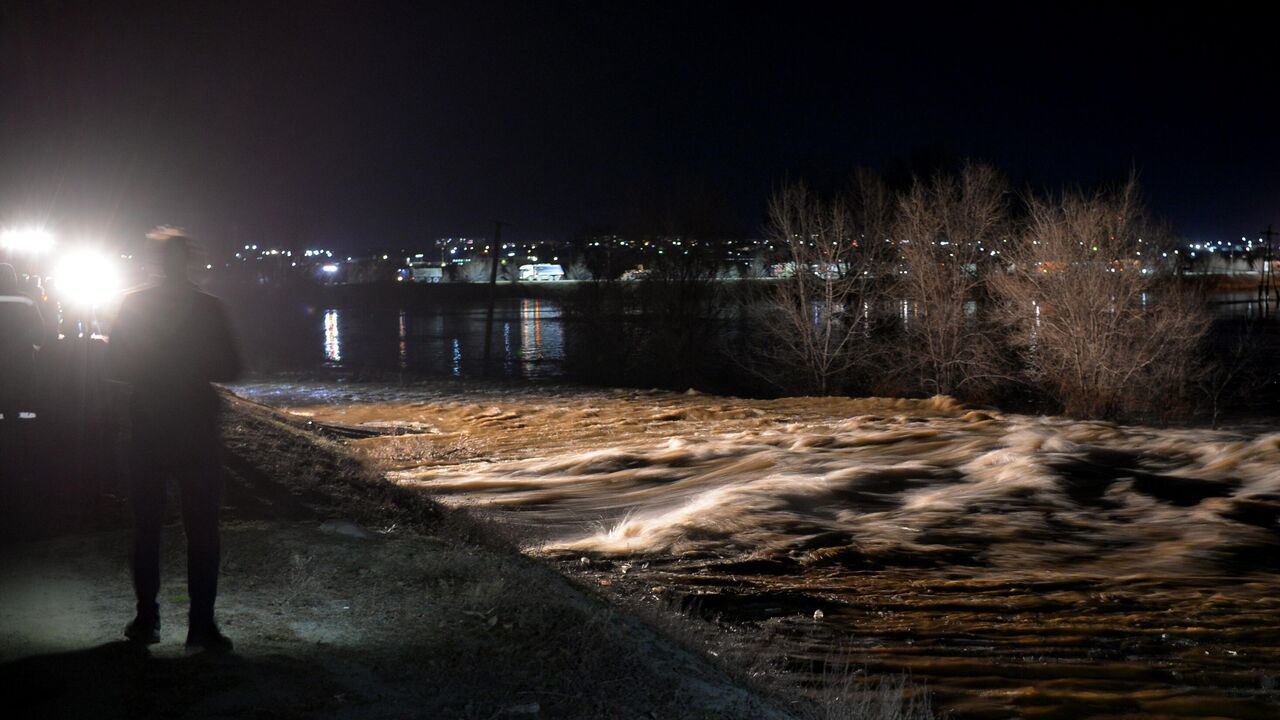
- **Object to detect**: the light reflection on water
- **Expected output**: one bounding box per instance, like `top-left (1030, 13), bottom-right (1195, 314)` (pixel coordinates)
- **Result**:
top-left (314, 300), bottom-right (564, 379)
top-left (323, 309), bottom-right (341, 363)
top-left (397, 310), bottom-right (407, 370)
top-left (1212, 292), bottom-right (1280, 319)
top-left (302, 295), bottom-right (1260, 381)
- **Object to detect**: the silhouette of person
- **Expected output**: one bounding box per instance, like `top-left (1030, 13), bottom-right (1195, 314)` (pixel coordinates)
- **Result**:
top-left (0, 263), bottom-right (45, 424)
top-left (107, 235), bottom-right (241, 651)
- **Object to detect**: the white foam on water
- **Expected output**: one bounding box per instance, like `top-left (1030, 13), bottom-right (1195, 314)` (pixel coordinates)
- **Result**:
top-left (235, 381), bottom-right (1280, 577)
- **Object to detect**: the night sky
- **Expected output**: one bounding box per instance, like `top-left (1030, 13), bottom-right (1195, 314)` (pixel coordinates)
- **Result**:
top-left (1, 2), bottom-right (1275, 254)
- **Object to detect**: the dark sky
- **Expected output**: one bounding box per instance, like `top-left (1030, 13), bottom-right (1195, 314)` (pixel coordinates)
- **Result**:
top-left (1, 2), bottom-right (1275, 254)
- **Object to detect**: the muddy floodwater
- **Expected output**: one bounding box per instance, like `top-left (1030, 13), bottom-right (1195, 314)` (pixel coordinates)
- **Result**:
top-left (231, 380), bottom-right (1280, 718)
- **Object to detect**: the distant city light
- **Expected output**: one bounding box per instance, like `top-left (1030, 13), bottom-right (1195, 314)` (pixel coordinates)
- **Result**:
top-left (1, 227), bottom-right (55, 254)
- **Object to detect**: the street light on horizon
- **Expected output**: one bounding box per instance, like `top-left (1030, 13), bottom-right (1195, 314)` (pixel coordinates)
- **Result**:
top-left (0, 227), bottom-right (56, 254)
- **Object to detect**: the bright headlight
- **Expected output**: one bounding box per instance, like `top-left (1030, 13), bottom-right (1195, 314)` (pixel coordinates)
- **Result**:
top-left (53, 249), bottom-right (120, 307)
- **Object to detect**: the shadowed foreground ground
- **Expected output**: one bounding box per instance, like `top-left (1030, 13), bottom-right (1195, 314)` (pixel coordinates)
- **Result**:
top-left (0, 395), bottom-right (788, 719)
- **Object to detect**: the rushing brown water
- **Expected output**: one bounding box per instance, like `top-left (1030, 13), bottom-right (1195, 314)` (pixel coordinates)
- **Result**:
top-left (232, 381), bottom-right (1280, 718)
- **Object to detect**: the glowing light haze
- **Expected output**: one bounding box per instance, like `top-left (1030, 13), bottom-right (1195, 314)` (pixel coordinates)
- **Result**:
top-left (52, 248), bottom-right (120, 306)
top-left (0, 227), bottom-right (55, 254)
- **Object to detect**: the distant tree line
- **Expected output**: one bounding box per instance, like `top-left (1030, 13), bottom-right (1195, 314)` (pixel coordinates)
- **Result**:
top-left (561, 162), bottom-right (1257, 423)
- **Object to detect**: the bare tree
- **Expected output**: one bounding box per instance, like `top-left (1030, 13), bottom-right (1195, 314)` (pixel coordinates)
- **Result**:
top-left (742, 254), bottom-right (769, 279)
top-left (750, 178), bottom-right (893, 395)
top-left (1197, 328), bottom-right (1259, 428)
top-left (564, 261), bottom-right (594, 281)
top-left (458, 259), bottom-right (510, 283)
top-left (990, 177), bottom-right (1209, 420)
top-left (893, 163), bottom-right (1009, 398)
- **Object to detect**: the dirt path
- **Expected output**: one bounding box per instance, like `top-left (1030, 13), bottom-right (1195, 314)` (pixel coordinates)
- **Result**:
top-left (0, 397), bottom-right (789, 719)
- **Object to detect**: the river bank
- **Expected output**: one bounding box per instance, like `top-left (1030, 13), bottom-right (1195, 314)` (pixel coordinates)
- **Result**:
top-left (0, 393), bottom-right (795, 719)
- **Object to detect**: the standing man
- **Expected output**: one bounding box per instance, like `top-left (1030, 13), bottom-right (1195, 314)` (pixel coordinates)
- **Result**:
top-left (107, 233), bottom-right (241, 652)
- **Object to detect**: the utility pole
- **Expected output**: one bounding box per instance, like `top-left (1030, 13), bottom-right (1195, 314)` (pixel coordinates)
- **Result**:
top-left (482, 220), bottom-right (508, 375)
top-left (1260, 224), bottom-right (1278, 315)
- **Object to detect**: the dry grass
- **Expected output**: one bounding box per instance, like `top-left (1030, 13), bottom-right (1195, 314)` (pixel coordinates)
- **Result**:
top-left (805, 662), bottom-right (934, 720)
top-left (565, 576), bottom-right (937, 720)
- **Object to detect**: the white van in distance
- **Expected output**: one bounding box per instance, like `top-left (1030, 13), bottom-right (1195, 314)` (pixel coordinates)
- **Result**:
top-left (518, 263), bottom-right (565, 282)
